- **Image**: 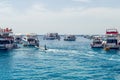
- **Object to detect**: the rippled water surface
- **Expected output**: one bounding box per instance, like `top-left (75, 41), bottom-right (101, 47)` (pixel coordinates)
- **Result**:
top-left (0, 36), bottom-right (120, 80)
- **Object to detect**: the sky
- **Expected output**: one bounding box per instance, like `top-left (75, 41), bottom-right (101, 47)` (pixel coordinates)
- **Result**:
top-left (0, 0), bottom-right (120, 35)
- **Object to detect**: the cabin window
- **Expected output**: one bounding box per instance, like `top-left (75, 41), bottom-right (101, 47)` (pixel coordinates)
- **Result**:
top-left (107, 39), bottom-right (117, 44)
top-left (16, 38), bottom-right (21, 40)
top-left (28, 39), bottom-right (35, 41)
top-left (11, 40), bottom-right (14, 43)
top-left (93, 42), bottom-right (102, 44)
top-left (0, 40), bottom-right (10, 44)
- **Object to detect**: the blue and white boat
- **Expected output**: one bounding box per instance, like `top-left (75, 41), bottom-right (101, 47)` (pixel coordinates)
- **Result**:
top-left (64, 35), bottom-right (76, 41)
top-left (0, 28), bottom-right (17, 50)
top-left (43, 33), bottom-right (60, 40)
top-left (22, 33), bottom-right (39, 47)
top-left (91, 36), bottom-right (103, 48)
top-left (104, 29), bottom-right (120, 49)
top-left (14, 33), bottom-right (22, 44)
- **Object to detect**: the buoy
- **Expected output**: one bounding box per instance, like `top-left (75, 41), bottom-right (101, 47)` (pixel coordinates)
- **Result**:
top-left (104, 47), bottom-right (110, 51)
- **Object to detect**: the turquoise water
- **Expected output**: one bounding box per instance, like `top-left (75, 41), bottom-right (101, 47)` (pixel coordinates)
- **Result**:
top-left (0, 36), bottom-right (120, 80)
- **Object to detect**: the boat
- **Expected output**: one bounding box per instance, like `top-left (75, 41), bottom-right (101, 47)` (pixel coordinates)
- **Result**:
top-left (22, 33), bottom-right (39, 47)
top-left (91, 36), bottom-right (103, 48)
top-left (14, 33), bottom-right (22, 44)
top-left (104, 29), bottom-right (120, 49)
top-left (43, 33), bottom-right (60, 40)
top-left (0, 28), bottom-right (17, 50)
top-left (64, 35), bottom-right (76, 41)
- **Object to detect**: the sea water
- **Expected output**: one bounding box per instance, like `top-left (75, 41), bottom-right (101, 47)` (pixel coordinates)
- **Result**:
top-left (0, 36), bottom-right (120, 80)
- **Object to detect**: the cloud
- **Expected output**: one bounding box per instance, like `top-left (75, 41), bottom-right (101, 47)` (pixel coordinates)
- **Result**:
top-left (80, 7), bottom-right (120, 24)
top-left (30, 3), bottom-right (47, 12)
top-left (72, 0), bottom-right (90, 3)
top-left (61, 7), bottom-right (120, 19)
top-left (0, 1), bottom-right (14, 15)
top-left (0, 0), bottom-right (120, 34)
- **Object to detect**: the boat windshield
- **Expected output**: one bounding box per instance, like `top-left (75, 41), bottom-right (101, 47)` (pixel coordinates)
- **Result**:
top-left (16, 37), bottom-right (21, 40)
top-left (28, 38), bottom-right (35, 41)
top-left (93, 42), bottom-right (102, 44)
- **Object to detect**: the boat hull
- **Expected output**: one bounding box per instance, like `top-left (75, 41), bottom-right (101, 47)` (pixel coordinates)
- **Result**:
top-left (0, 44), bottom-right (15, 50)
top-left (91, 44), bottom-right (103, 48)
top-left (23, 43), bottom-right (39, 47)
top-left (64, 39), bottom-right (76, 41)
top-left (104, 46), bottom-right (120, 50)
top-left (44, 37), bottom-right (56, 40)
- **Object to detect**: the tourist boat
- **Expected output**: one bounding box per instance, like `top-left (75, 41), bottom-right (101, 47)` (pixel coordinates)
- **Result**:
top-left (14, 33), bottom-right (22, 44)
top-left (91, 36), bottom-right (103, 48)
top-left (0, 28), bottom-right (17, 50)
top-left (43, 33), bottom-right (60, 40)
top-left (64, 35), bottom-right (76, 41)
top-left (104, 29), bottom-right (120, 49)
top-left (22, 33), bottom-right (39, 47)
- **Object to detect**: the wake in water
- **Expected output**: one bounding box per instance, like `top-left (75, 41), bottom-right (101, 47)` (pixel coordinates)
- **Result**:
top-left (47, 48), bottom-right (79, 54)
top-left (0, 36), bottom-right (120, 80)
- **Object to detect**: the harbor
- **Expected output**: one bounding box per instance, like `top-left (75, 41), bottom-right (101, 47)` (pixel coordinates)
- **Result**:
top-left (0, 27), bottom-right (120, 79)
top-left (1, 0), bottom-right (120, 79)
top-left (0, 34), bottom-right (120, 80)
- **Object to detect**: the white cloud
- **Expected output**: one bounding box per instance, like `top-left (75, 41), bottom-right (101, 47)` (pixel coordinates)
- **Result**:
top-left (30, 4), bottom-right (47, 12)
top-left (0, 1), bottom-right (14, 15)
top-left (72, 0), bottom-right (90, 3)
top-left (61, 7), bottom-right (120, 19)
top-left (80, 7), bottom-right (120, 23)
top-left (0, 1), bottom-right (120, 34)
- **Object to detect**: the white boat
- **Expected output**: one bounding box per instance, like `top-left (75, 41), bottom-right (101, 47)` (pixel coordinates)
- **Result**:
top-left (0, 28), bottom-right (17, 50)
top-left (22, 33), bottom-right (39, 47)
top-left (91, 36), bottom-right (103, 48)
top-left (64, 35), bottom-right (76, 41)
top-left (14, 33), bottom-right (22, 43)
top-left (104, 29), bottom-right (120, 49)
top-left (43, 33), bottom-right (60, 40)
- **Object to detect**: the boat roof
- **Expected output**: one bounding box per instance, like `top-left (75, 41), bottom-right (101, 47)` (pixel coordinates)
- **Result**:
top-left (106, 29), bottom-right (119, 35)
top-left (65, 35), bottom-right (76, 38)
top-left (14, 33), bottom-right (22, 35)
top-left (46, 33), bottom-right (58, 35)
top-left (26, 33), bottom-right (37, 37)
top-left (0, 28), bottom-right (13, 36)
